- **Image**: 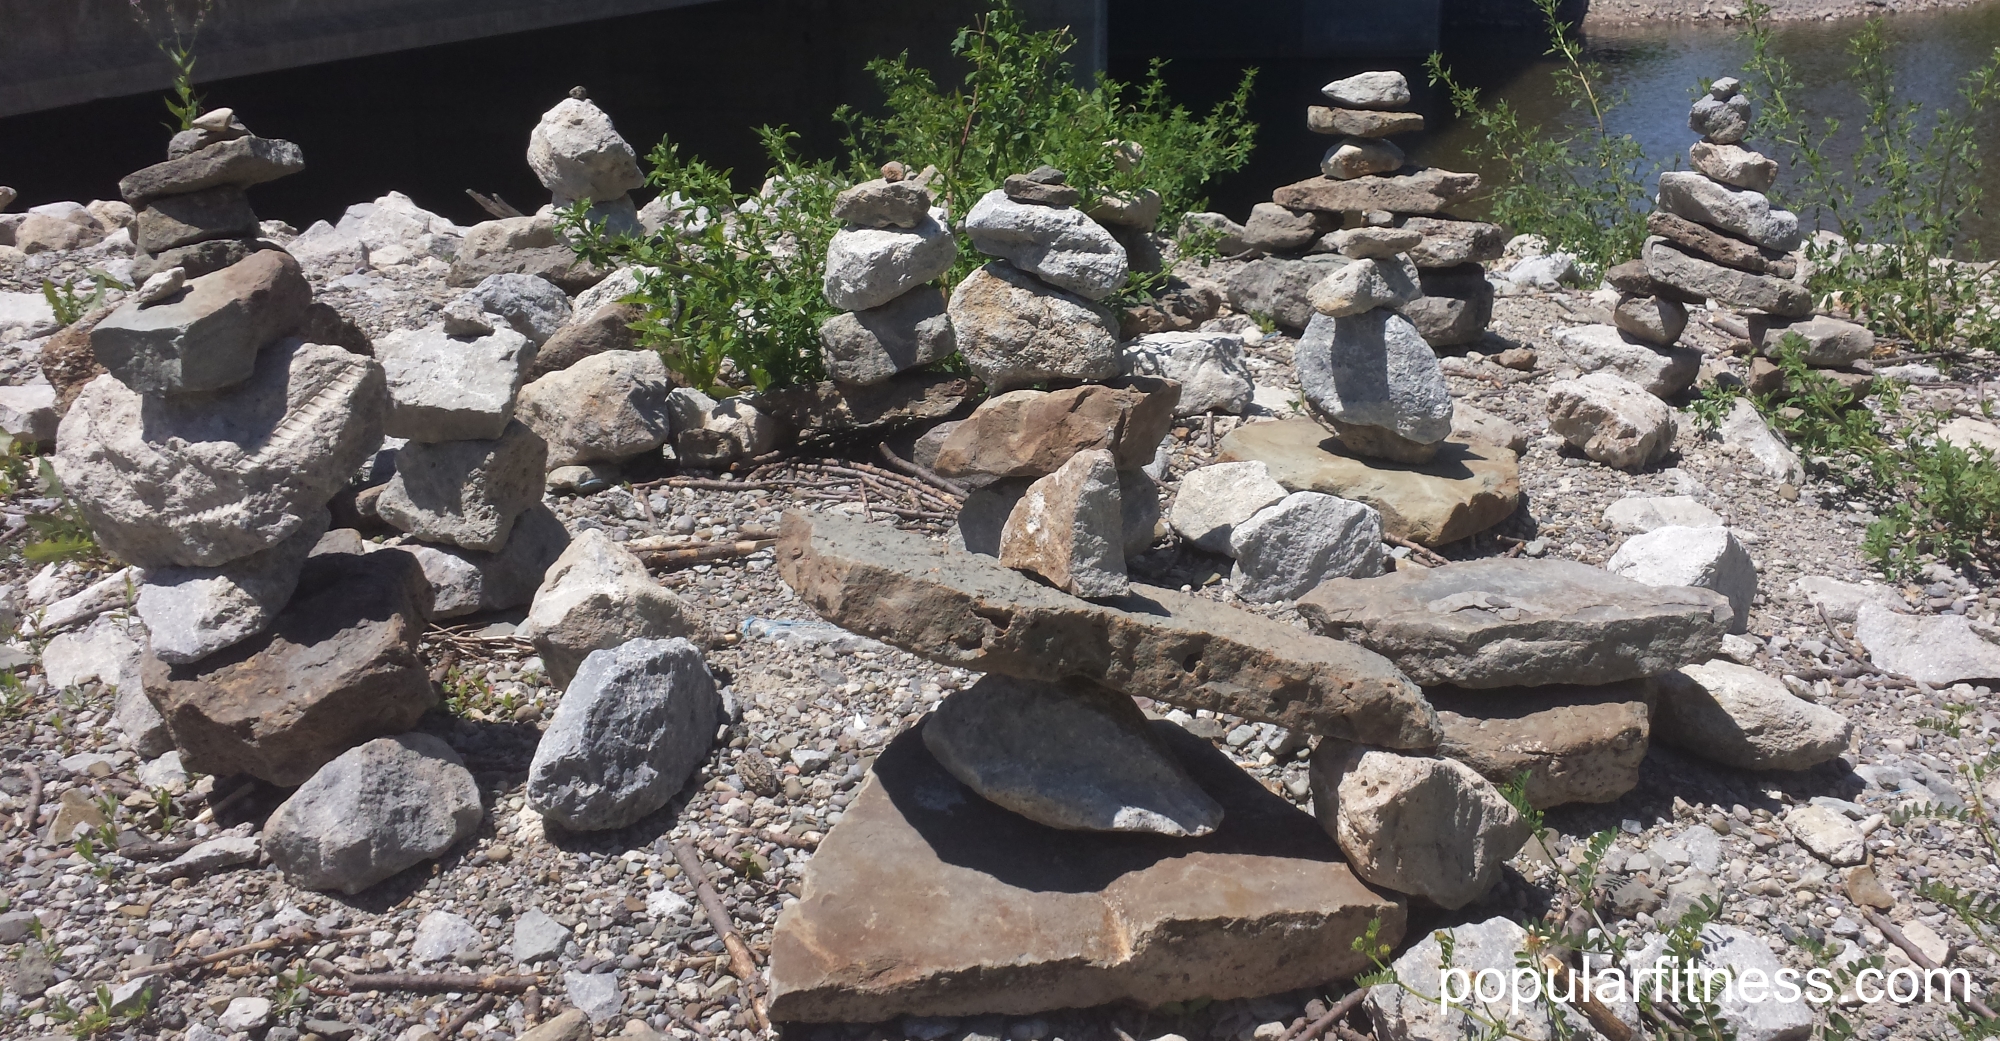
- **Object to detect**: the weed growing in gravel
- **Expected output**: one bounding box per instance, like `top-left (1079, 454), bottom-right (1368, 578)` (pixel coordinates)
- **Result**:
top-left (47, 981), bottom-right (151, 1038)
top-left (1694, 334), bottom-right (2000, 579)
top-left (566, 1), bottom-right (1257, 394)
top-left (1740, 1), bottom-right (2000, 356)
top-left (1424, 0), bottom-right (1653, 277)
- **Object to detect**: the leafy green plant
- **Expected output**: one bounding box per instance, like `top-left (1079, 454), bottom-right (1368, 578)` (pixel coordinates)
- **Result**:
top-left (272, 965), bottom-right (315, 1015)
top-left (835, 6), bottom-right (1255, 241)
top-left (1425, 0), bottom-right (1652, 275)
top-left (569, 2), bottom-right (1257, 393)
top-left (1740, 1), bottom-right (2000, 355)
top-left (127, 0), bottom-right (215, 131)
top-left (47, 981), bottom-right (151, 1038)
top-left (40, 273), bottom-right (126, 328)
top-left (0, 670), bottom-right (28, 721)
top-left (22, 459), bottom-right (105, 567)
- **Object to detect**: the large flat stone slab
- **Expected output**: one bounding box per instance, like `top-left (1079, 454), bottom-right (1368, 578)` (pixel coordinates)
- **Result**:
top-left (1218, 419), bottom-right (1517, 547)
top-left (767, 723), bottom-right (1404, 1021)
top-left (1272, 168), bottom-right (1481, 216)
top-left (776, 511), bottom-right (1437, 748)
top-left (1297, 557), bottom-right (1732, 689)
top-left (1429, 681), bottom-right (1654, 808)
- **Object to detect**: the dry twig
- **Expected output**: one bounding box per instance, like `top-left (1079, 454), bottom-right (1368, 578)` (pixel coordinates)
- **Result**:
top-left (325, 971), bottom-right (540, 996)
top-left (878, 442), bottom-right (968, 498)
top-left (1384, 533), bottom-right (1450, 569)
top-left (439, 993), bottom-right (497, 1038)
top-left (662, 837), bottom-right (773, 1032)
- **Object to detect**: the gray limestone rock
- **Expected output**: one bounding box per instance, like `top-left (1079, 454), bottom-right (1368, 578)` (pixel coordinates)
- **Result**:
top-left (1321, 71), bottom-right (1411, 110)
top-left (55, 341), bottom-right (386, 568)
top-left (1546, 371), bottom-right (1679, 471)
top-left (1554, 324), bottom-right (1700, 398)
top-left (1613, 294), bottom-right (1689, 347)
top-left (528, 97), bottom-right (646, 204)
top-left (137, 510), bottom-right (329, 664)
top-left (834, 178), bottom-right (935, 229)
top-left (1655, 171), bottom-right (1802, 252)
top-left (527, 637), bottom-right (722, 831)
top-left (946, 262), bottom-right (1119, 391)
top-left (133, 185), bottom-right (259, 253)
top-left (1230, 492), bottom-right (1384, 603)
top-left (376, 421), bottom-right (548, 552)
top-left (1297, 556), bottom-right (1732, 689)
top-left (1119, 331), bottom-right (1253, 416)
top-left (1402, 263), bottom-right (1495, 348)
top-left (518, 528), bottom-right (699, 690)
top-left (823, 211), bottom-right (958, 311)
top-left (1608, 525), bottom-right (1757, 634)
top-left (1658, 658), bottom-right (1856, 771)
top-left (264, 733), bottom-right (483, 894)
top-left (1368, 918), bottom-right (1592, 1040)
top-left (1320, 137), bottom-right (1405, 180)
top-left (819, 286), bottom-right (956, 387)
top-left (1718, 397), bottom-right (1805, 483)
top-left (1306, 257), bottom-right (1420, 318)
top-left (1690, 141), bottom-right (1778, 192)
top-left (119, 136), bottom-right (305, 203)
top-left (1222, 254), bottom-right (1347, 332)
top-left (513, 908), bottom-right (572, 964)
top-left (998, 448), bottom-right (1128, 599)
top-left (1854, 603), bottom-right (2000, 685)
top-left (922, 675), bottom-right (1223, 836)
top-left (1295, 309), bottom-right (1453, 449)
top-left (1240, 203), bottom-right (1323, 254)
top-left (89, 250), bottom-right (311, 395)
top-left (1767, 314), bottom-right (1874, 368)
top-left (1398, 217), bottom-right (1506, 268)
top-left (1630, 925), bottom-right (1814, 1041)
top-left (449, 272), bottom-right (573, 346)
top-left (377, 322), bottom-right (536, 442)
top-left (963, 190), bottom-right (1128, 302)
top-left (396, 503), bottom-right (571, 618)
top-left (516, 349), bottom-right (675, 466)
top-left (1689, 92), bottom-right (1753, 145)
top-left (1167, 461), bottom-right (1289, 556)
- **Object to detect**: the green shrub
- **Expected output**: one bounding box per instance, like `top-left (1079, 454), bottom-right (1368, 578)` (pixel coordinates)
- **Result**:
top-left (568, 1), bottom-right (1258, 395)
top-left (1424, 0), bottom-right (1652, 276)
top-left (1740, 0), bottom-right (2000, 354)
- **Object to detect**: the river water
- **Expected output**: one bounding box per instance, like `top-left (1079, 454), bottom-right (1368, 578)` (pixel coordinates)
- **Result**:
top-left (1174, 4), bottom-right (2000, 256)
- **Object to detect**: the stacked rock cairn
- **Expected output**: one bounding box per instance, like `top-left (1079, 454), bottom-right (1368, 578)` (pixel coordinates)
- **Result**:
top-left (1243, 71), bottom-right (1503, 348)
top-left (817, 164), bottom-right (959, 388)
top-left (529, 86), bottom-right (648, 236)
top-left (1282, 76), bottom-right (1472, 467)
top-left (49, 119), bottom-right (487, 892)
top-left (1631, 77), bottom-right (1876, 379)
top-left (122, 107), bottom-right (302, 283)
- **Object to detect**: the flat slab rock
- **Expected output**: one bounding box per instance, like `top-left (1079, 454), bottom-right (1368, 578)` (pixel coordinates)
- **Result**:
top-left (1217, 419), bottom-right (1517, 547)
top-left (1429, 680), bottom-right (1654, 808)
top-left (753, 372), bottom-right (979, 435)
top-left (766, 722), bottom-right (1404, 1021)
top-left (776, 511), bottom-right (1438, 748)
top-left (1271, 168), bottom-right (1481, 216)
top-left (1298, 557), bottom-right (1732, 689)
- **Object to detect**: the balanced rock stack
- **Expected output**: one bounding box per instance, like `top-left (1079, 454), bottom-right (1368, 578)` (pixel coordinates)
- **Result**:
top-left (528, 87), bottom-right (647, 236)
top-left (818, 165), bottom-right (956, 388)
top-left (1640, 78), bottom-right (1808, 324)
top-left (929, 165), bottom-right (1177, 597)
top-left (1257, 72), bottom-right (1503, 348)
top-left (367, 282), bottom-right (558, 608)
top-left (764, 509), bottom-right (1442, 1019)
top-left (117, 107), bottom-right (303, 282)
top-left (51, 127), bottom-right (445, 794)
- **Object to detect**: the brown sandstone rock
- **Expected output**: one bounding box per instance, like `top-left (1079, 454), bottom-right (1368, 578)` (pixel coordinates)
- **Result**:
top-left (1297, 557), bottom-right (1733, 690)
top-left (1646, 212), bottom-right (1796, 278)
top-left (930, 379), bottom-right (1179, 483)
top-left (751, 371), bottom-right (979, 437)
top-left (766, 722), bottom-right (1404, 1020)
top-left (1273, 169), bottom-right (1481, 216)
top-left (40, 306), bottom-right (114, 418)
top-left (1430, 681), bottom-right (1655, 808)
top-left (776, 511), bottom-right (1437, 748)
top-left (1217, 419), bottom-right (1518, 547)
top-left (141, 549), bottom-right (436, 786)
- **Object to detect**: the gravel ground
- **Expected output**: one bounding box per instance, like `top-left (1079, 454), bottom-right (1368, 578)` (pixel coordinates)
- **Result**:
top-left (3, 229), bottom-right (2000, 1041)
top-left (1581, 0), bottom-right (1998, 27)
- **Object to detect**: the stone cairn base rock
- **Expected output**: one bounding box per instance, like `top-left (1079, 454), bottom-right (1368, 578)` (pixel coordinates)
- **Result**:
top-left (766, 509), bottom-right (1430, 1019)
top-left (1199, 72), bottom-right (1500, 347)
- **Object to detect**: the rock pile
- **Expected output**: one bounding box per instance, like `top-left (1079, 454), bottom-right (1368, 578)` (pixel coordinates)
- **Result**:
top-left (1210, 72), bottom-right (1502, 347)
top-left (115, 108), bottom-right (303, 283)
top-left (766, 509), bottom-right (1430, 1018)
